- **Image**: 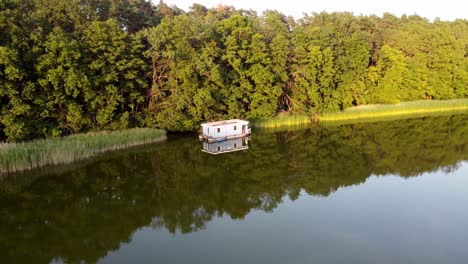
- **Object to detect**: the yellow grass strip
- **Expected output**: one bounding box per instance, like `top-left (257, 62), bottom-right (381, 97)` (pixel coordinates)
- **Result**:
top-left (252, 114), bottom-right (311, 128)
top-left (252, 99), bottom-right (468, 129)
top-left (319, 99), bottom-right (468, 122)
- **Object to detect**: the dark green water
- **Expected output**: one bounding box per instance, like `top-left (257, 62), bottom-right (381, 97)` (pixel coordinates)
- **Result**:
top-left (1, 114), bottom-right (467, 264)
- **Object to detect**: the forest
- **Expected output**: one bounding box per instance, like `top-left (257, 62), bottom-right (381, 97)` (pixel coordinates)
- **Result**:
top-left (1, 0), bottom-right (467, 141)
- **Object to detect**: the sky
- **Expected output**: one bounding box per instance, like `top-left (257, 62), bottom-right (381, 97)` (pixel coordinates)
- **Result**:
top-left (158, 0), bottom-right (467, 21)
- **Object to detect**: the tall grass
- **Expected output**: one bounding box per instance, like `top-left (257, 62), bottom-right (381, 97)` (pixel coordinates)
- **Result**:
top-left (252, 99), bottom-right (468, 129)
top-left (319, 99), bottom-right (468, 123)
top-left (252, 114), bottom-right (311, 129)
top-left (0, 128), bottom-right (166, 175)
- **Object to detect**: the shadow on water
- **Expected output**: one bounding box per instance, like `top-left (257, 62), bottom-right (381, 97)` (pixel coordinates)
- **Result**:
top-left (0, 114), bottom-right (467, 263)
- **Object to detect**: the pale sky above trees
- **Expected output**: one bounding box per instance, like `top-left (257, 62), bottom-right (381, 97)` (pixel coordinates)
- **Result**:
top-left (159, 0), bottom-right (466, 21)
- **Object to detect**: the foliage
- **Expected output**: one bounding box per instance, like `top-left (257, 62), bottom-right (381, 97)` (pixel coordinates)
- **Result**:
top-left (1, 0), bottom-right (157, 141)
top-left (1, 1), bottom-right (468, 139)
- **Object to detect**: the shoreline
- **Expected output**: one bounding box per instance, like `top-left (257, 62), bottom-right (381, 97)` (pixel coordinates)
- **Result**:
top-left (319, 99), bottom-right (468, 122)
top-left (2, 99), bottom-right (467, 174)
top-left (253, 99), bottom-right (468, 128)
top-left (0, 128), bottom-right (166, 175)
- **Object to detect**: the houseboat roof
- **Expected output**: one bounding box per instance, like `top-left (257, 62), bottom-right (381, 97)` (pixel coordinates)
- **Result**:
top-left (201, 119), bottom-right (249, 127)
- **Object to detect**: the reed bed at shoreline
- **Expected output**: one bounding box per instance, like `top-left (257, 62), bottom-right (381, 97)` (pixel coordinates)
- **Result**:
top-left (320, 109), bottom-right (468, 126)
top-left (319, 99), bottom-right (468, 122)
top-left (252, 99), bottom-right (468, 129)
top-left (0, 128), bottom-right (166, 175)
top-left (252, 114), bottom-right (311, 128)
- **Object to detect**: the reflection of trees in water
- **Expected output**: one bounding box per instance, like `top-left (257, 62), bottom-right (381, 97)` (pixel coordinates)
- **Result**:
top-left (0, 114), bottom-right (466, 263)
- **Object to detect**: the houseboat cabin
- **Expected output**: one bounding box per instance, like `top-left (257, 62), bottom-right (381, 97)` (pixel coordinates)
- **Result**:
top-left (199, 119), bottom-right (251, 143)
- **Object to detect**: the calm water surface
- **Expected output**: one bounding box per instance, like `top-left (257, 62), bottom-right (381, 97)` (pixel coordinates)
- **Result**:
top-left (1, 114), bottom-right (467, 264)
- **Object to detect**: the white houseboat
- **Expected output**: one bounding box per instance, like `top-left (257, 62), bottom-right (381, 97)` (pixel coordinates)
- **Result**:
top-left (199, 119), bottom-right (251, 143)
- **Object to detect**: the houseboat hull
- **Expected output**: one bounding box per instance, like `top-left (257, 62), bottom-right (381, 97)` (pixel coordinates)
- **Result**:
top-left (199, 132), bottom-right (251, 143)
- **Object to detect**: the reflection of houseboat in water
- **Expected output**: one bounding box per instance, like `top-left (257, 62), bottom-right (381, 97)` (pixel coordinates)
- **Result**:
top-left (199, 119), bottom-right (251, 143)
top-left (202, 136), bottom-right (250, 155)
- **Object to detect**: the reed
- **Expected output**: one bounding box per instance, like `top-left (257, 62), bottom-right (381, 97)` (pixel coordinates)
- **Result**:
top-left (0, 128), bottom-right (166, 175)
top-left (252, 99), bottom-right (467, 129)
top-left (319, 99), bottom-right (468, 123)
top-left (252, 114), bottom-right (311, 128)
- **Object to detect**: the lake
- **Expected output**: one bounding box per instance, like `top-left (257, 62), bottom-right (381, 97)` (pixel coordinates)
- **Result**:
top-left (1, 114), bottom-right (467, 264)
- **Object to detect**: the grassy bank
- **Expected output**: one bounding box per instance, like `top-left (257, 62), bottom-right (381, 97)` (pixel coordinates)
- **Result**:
top-left (252, 114), bottom-right (311, 128)
top-left (319, 99), bottom-right (468, 122)
top-left (0, 128), bottom-right (166, 175)
top-left (253, 99), bottom-right (468, 128)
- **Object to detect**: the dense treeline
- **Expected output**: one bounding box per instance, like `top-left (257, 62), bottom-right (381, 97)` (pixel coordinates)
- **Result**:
top-left (1, 0), bottom-right (467, 141)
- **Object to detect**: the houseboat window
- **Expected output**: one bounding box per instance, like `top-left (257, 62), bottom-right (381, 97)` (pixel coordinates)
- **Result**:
top-left (234, 126), bottom-right (237, 131)
top-left (217, 128), bottom-right (220, 133)
top-left (234, 143), bottom-right (237, 148)
top-left (217, 146), bottom-right (221, 151)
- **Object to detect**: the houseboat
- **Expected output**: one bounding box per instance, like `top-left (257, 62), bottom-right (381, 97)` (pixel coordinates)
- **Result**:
top-left (199, 119), bottom-right (251, 143)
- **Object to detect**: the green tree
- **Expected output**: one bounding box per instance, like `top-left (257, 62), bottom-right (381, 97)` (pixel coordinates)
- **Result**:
top-left (144, 15), bottom-right (222, 131)
top-left (81, 19), bottom-right (147, 130)
top-left (369, 45), bottom-right (408, 103)
top-left (35, 27), bottom-right (90, 136)
top-left (0, 0), bottom-right (38, 141)
top-left (109, 0), bottom-right (162, 34)
top-left (262, 11), bottom-right (292, 111)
